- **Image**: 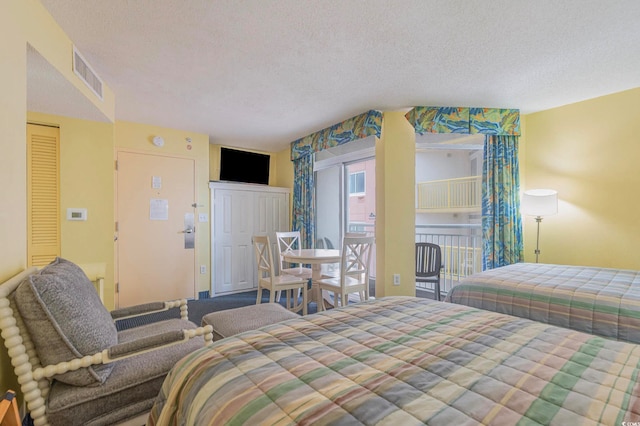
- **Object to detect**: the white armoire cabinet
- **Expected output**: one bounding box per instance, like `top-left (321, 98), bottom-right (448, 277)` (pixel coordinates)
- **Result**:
top-left (209, 182), bottom-right (290, 296)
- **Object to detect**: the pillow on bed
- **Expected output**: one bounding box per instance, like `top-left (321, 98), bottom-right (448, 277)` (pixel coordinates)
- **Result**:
top-left (14, 257), bottom-right (117, 386)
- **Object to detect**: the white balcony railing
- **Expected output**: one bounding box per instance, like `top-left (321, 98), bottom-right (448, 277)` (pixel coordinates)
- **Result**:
top-left (346, 222), bottom-right (483, 298)
top-left (417, 175), bottom-right (481, 212)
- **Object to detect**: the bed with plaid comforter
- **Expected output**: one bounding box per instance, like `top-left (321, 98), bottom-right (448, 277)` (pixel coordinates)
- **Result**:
top-left (148, 297), bottom-right (640, 425)
top-left (445, 262), bottom-right (640, 344)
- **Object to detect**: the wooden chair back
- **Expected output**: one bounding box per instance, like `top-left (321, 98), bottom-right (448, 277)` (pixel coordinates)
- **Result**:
top-left (275, 231), bottom-right (301, 270)
top-left (339, 236), bottom-right (374, 289)
top-left (253, 235), bottom-right (276, 284)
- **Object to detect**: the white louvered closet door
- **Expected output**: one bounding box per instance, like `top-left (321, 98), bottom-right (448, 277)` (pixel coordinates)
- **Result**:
top-left (27, 123), bottom-right (61, 267)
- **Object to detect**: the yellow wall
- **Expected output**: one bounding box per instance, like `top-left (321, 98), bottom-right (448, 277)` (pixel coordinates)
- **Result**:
top-left (1, 2), bottom-right (28, 396)
top-left (209, 144), bottom-right (220, 180)
top-left (273, 148), bottom-right (294, 189)
top-left (522, 88), bottom-right (640, 268)
top-left (1, 0), bottom-right (116, 398)
top-left (0, 2), bottom-right (27, 281)
top-left (376, 111), bottom-right (416, 297)
top-left (28, 112), bottom-right (116, 305)
top-left (115, 121), bottom-right (211, 295)
top-left (274, 148), bottom-right (295, 226)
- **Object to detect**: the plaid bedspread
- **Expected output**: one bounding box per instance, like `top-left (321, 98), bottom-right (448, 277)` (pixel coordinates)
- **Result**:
top-left (147, 297), bottom-right (640, 425)
top-left (445, 262), bottom-right (640, 344)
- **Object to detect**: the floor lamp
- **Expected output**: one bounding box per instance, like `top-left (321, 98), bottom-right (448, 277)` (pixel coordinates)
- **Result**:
top-left (521, 189), bottom-right (558, 263)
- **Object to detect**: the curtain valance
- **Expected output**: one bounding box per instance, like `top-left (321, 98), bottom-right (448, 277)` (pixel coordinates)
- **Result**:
top-left (290, 110), bottom-right (383, 161)
top-left (406, 106), bottom-right (520, 136)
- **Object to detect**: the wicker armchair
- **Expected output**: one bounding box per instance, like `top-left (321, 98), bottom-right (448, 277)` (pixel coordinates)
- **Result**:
top-left (0, 258), bottom-right (213, 426)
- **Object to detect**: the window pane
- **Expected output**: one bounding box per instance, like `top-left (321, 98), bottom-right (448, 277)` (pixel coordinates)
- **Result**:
top-left (356, 172), bottom-right (365, 193)
top-left (349, 171), bottom-right (365, 195)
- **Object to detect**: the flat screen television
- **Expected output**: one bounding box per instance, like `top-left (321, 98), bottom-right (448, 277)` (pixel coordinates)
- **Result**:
top-left (219, 147), bottom-right (270, 185)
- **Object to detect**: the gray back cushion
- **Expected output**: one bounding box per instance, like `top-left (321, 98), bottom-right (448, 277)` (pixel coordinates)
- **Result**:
top-left (14, 258), bottom-right (117, 386)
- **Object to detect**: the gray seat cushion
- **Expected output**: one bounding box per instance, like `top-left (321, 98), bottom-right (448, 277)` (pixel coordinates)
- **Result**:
top-left (14, 257), bottom-right (118, 386)
top-left (202, 303), bottom-right (298, 340)
top-left (46, 319), bottom-right (204, 426)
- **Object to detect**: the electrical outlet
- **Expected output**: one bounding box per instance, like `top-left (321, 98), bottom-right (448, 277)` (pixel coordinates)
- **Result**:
top-left (200, 265), bottom-right (206, 274)
top-left (393, 273), bottom-right (400, 285)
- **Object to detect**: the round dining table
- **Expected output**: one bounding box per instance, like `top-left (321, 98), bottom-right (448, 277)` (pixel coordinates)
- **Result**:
top-left (282, 249), bottom-right (341, 308)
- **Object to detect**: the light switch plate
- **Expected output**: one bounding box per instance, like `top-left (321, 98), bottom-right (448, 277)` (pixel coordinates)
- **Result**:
top-left (198, 213), bottom-right (208, 222)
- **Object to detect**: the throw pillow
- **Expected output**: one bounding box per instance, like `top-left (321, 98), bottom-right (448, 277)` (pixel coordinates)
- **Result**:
top-left (14, 257), bottom-right (117, 386)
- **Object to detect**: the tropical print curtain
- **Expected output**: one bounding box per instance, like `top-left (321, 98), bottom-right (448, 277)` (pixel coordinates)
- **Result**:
top-left (290, 110), bottom-right (382, 249)
top-left (406, 106), bottom-right (522, 269)
top-left (290, 106), bottom-right (523, 265)
top-left (290, 110), bottom-right (382, 161)
top-left (406, 107), bottom-right (520, 136)
top-left (482, 135), bottom-right (523, 269)
top-left (292, 154), bottom-right (314, 249)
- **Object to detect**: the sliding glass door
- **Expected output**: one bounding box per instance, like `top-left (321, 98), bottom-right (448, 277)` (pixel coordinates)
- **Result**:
top-left (314, 139), bottom-right (376, 280)
top-left (315, 158), bottom-right (376, 246)
top-left (345, 159), bottom-right (375, 237)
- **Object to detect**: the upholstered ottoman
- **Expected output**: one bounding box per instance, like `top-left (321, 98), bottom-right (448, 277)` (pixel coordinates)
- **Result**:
top-left (201, 303), bottom-right (299, 341)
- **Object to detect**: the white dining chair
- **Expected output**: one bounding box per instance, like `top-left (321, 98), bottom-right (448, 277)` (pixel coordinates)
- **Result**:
top-left (275, 231), bottom-right (313, 280)
top-left (253, 235), bottom-right (308, 315)
top-left (316, 235), bottom-right (374, 311)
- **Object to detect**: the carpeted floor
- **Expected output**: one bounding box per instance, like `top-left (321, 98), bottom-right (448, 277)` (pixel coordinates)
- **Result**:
top-left (115, 280), bottom-right (425, 331)
top-left (116, 289), bottom-right (317, 330)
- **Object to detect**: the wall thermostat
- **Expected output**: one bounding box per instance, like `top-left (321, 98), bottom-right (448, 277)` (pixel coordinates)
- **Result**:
top-left (67, 208), bottom-right (87, 221)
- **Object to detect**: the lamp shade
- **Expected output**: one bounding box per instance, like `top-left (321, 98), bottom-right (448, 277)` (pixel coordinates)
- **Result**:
top-left (521, 189), bottom-right (558, 217)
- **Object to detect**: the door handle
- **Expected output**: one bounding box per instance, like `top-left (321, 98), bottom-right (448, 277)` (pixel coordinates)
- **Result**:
top-left (183, 213), bottom-right (195, 249)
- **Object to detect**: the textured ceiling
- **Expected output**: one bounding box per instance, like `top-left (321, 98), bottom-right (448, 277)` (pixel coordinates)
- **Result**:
top-left (34, 0), bottom-right (640, 152)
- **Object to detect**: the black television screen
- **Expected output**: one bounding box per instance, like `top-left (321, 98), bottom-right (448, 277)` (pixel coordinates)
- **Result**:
top-left (219, 147), bottom-right (270, 185)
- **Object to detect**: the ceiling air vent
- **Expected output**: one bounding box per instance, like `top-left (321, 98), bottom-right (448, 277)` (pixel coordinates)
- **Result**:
top-left (72, 46), bottom-right (103, 101)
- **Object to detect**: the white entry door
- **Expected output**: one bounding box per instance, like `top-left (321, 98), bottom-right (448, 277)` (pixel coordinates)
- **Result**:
top-left (116, 151), bottom-right (196, 307)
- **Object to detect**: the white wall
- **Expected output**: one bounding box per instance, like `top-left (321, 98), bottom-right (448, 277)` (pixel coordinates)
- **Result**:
top-left (415, 149), bottom-right (480, 228)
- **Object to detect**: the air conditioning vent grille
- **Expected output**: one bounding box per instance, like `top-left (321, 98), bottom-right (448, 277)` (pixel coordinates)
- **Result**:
top-left (73, 46), bottom-right (103, 100)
